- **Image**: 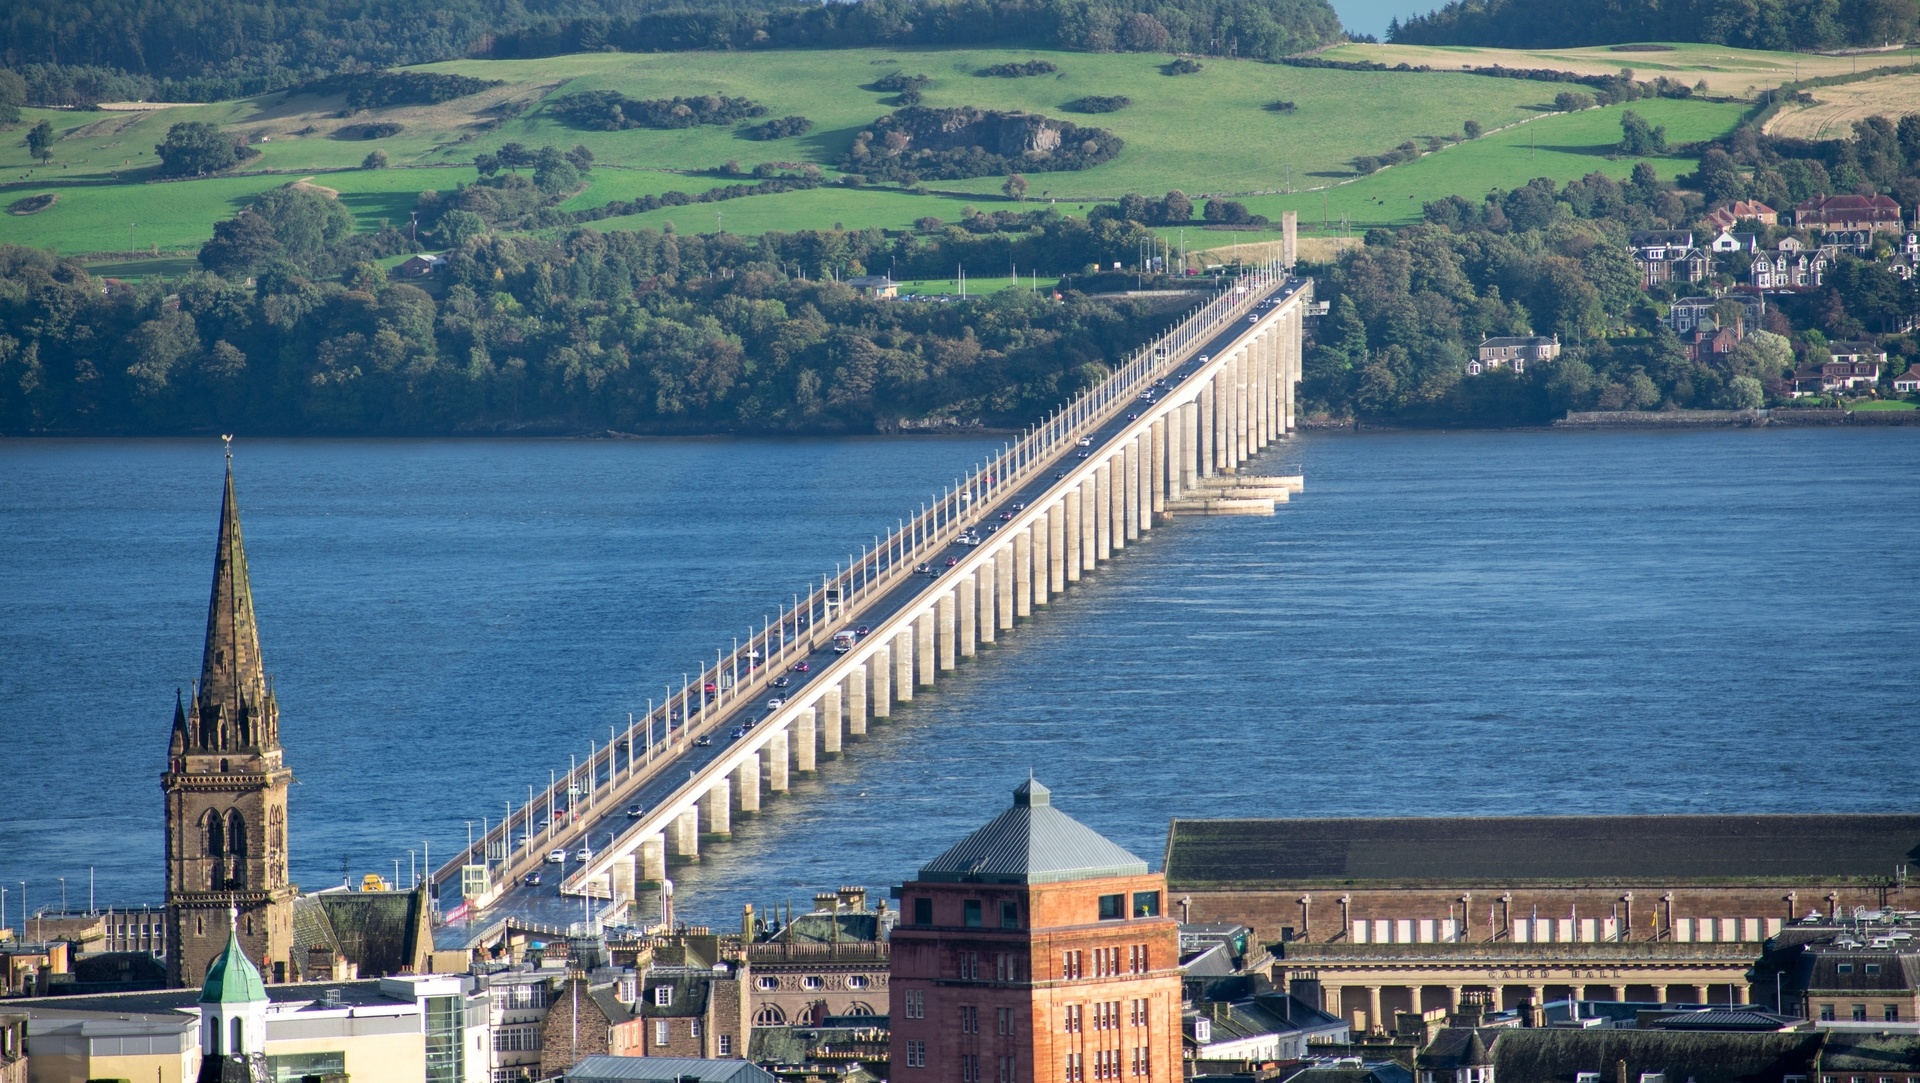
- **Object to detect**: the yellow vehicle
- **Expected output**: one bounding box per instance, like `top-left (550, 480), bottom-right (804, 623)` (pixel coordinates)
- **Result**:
top-left (361, 873), bottom-right (391, 892)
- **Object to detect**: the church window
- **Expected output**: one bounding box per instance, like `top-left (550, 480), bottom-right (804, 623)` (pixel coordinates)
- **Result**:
top-left (753, 1005), bottom-right (786, 1026)
top-left (245, 915), bottom-right (253, 936)
top-left (231, 1018), bottom-right (244, 1055)
top-left (198, 915), bottom-right (206, 936)
top-left (206, 812), bottom-right (226, 857)
top-left (205, 1018), bottom-right (220, 1055)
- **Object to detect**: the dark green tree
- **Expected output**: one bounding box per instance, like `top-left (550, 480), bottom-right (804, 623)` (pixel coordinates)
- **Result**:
top-left (26, 119), bottom-right (54, 161)
top-left (154, 121), bottom-right (247, 176)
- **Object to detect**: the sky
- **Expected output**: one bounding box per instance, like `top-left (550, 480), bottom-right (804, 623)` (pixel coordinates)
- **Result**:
top-left (1333, 0), bottom-right (1422, 38)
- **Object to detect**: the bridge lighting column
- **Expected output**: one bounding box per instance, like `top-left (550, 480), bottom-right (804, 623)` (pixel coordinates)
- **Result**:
top-left (1047, 502), bottom-right (1066, 594)
top-left (640, 833), bottom-right (666, 884)
top-left (795, 705), bottom-right (817, 773)
top-left (957, 573), bottom-right (977, 658)
top-left (895, 628), bottom-right (916, 700)
top-left (822, 685), bottom-right (843, 756)
top-left (703, 777), bottom-right (731, 838)
top-left (671, 808), bottom-right (699, 862)
top-left (847, 665), bottom-right (868, 735)
top-left (870, 645), bottom-right (891, 719)
top-left (735, 754), bottom-right (761, 813)
top-left (1013, 527), bottom-right (1033, 618)
top-left (1064, 486), bottom-right (1083, 583)
top-left (766, 729), bottom-right (790, 792)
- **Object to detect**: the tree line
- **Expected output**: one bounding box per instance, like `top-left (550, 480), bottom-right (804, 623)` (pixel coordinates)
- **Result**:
top-left (3, 0), bottom-right (1343, 107)
top-left (1388, 0), bottom-right (1917, 51)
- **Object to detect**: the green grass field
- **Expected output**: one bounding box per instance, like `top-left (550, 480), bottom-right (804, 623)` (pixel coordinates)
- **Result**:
top-left (1848, 398), bottom-right (1918, 410)
top-left (1, 45), bottom-right (1753, 259)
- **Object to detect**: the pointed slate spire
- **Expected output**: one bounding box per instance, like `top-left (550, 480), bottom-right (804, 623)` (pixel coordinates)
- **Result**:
top-left (170, 688), bottom-right (189, 755)
top-left (195, 458), bottom-right (275, 752)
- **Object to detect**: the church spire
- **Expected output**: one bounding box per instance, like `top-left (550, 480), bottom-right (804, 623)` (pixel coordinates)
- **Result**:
top-left (192, 457), bottom-right (277, 754)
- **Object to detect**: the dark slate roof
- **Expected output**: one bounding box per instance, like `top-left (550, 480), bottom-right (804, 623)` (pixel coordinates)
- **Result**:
top-left (779, 911), bottom-right (882, 945)
top-left (9, 979), bottom-right (402, 1018)
top-left (1644, 1009), bottom-right (1799, 1031)
top-left (1489, 1029), bottom-right (1824, 1082)
top-left (919, 779), bottom-right (1149, 885)
top-left (1800, 951), bottom-right (1920, 992)
top-left (1164, 815), bottom-right (1920, 888)
top-left (294, 889), bottom-right (429, 978)
top-left (1418, 1028), bottom-right (1505, 1069)
top-left (566, 1056), bottom-right (776, 1083)
top-left (639, 968), bottom-right (714, 1018)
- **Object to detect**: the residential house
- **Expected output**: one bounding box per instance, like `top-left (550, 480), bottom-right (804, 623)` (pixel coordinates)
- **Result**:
top-left (1894, 365), bottom-right (1920, 392)
top-left (1708, 229), bottom-right (1761, 253)
top-left (1789, 351), bottom-right (1884, 396)
top-left (1705, 200), bottom-right (1779, 229)
top-left (1468, 335), bottom-right (1560, 375)
top-left (1751, 247), bottom-right (1830, 291)
top-left (1631, 231), bottom-right (1712, 287)
top-left (397, 254), bottom-right (445, 277)
top-left (746, 889), bottom-right (890, 1029)
top-left (1686, 326), bottom-right (1742, 362)
top-left (1666, 294), bottom-right (1764, 335)
top-left (624, 958), bottom-right (749, 1060)
top-left (1821, 227), bottom-right (1875, 254)
top-left (1182, 992), bottom-right (1349, 1065)
top-left (1795, 193), bottom-right (1903, 233)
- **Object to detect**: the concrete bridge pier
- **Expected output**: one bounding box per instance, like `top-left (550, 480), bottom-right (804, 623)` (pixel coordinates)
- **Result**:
top-left (1165, 408), bottom-right (1184, 503)
top-left (1031, 510), bottom-right (1050, 606)
top-left (957, 573), bottom-right (977, 657)
top-left (1095, 461), bottom-right (1113, 560)
top-left (671, 808), bottom-right (699, 862)
top-left (765, 729), bottom-right (790, 792)
top-left (1236, 352), bottom-right (1252, 464)
top-left (1047, 502), bottom-right (1066, 594)
top-left (870, 645), bottom-right (891, 719)
top-left (795, 705), bottom-right (816, 774)
top-left (702, 777), bottom-right (731, 837)
top-left (975, 567), bottom-right (996, 645)
top-left (1079, 481), bottom-right (1097, 573)
top-left (899, 625), bottom-right (920, 696)
top-left (995, 544), bottom-right (1016, 629)
top-left (846, 666), bottom-right (868, 735)
top-left (1198, 382), bottom-right (1216, 478)
top-left (1013, 527), bottom-right (1033, 618)
top-left (1104, 453), bottom-right (1124, 553)
top-left (1144, 416), bottom-right (1159, 518)
top-left (1124, 437), bottom-right (1141, 542)
top-left (822, 685), bottom-right (842, 757)
top-left (1063, 488), bottom-right (1083, 582)
top-left (640, 833), bottom-right (666, 883)
top-left (1181, 401), bottom-right (1200, 493)
top-left (611, 854), bottom-right (635, 905)
top-left (934, 597), bottom-right (955, 672)
top-left (735, 753), bottom-right (760, 813)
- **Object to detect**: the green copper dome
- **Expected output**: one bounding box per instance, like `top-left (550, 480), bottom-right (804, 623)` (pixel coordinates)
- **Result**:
top-left (199, 913), bottom-right (268, 1005)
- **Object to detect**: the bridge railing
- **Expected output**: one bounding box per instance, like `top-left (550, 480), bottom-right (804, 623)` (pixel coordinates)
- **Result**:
top-left (439, 259), bottom-right (1295, 902)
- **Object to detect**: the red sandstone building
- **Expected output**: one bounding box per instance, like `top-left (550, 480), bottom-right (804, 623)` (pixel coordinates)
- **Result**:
top-left (890, 780), bottom-right (1182, 1083)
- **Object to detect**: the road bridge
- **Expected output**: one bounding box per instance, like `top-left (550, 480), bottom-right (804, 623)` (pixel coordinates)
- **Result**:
top-left (430, 258), bottom-right (1316, 947)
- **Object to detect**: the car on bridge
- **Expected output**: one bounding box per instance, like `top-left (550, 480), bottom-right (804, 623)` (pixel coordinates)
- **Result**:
top-left (792, 661), bottom-right (810, 672)
top-left (766, 695), bottom-right (786, 709)
top-left (626, 803), bottom-right (645, 818)
top-left (573, 847), bottom-right (592, 862)
top-left (772, 676), bottom-right (791, 688)
top-left (730, 727), bottom-right (748, 740)
top-left (523, 872), bottom-right (542, 886)
top-left (546, 849), bottom-right (566, 863)
top-left (694, 735), bottom-right (712, 746)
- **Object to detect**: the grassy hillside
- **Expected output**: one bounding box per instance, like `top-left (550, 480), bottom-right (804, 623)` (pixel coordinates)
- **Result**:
top-left (1321, 41), bottom-right (1920, 97)
top-left (0, 45), bottom-right (1750, 265)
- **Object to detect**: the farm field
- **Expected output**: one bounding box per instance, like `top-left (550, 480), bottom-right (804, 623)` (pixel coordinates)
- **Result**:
top-left (1320, 41), bottom-right (1920, 97)
top-left (4, 45), bottom-right (1750, 260)
top-left (1763, 72), bottom-right (1920, 138)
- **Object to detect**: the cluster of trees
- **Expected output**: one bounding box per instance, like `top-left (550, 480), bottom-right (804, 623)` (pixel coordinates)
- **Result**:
top-left (979, 60), bottom-right (1058, 76)
top-left (1163, 57), bottom-right (1203, 74)
top-left (199, 186), bottom-right (416, 277)
top-left (1387, 0), bottom-right (1916, 50)
top-left (1065, 94), bottom-right (1130, 112)
top-left (0, 221), bottom-right (1183, 435)
top-left (1707, 113), bottom-right (1920, 214)
top-left (300, 70), bottom-right (503, 111)
top-left (746, 115), bottom-right (813, 139)
top-left (154, 121), bottom-right (260, 177)
top-left (550, 90), bottom-right (767, 130)
top-left (1084, 190), bottom-right (1264, 226)
top-left (845, 106), bottom-right (1122, 181)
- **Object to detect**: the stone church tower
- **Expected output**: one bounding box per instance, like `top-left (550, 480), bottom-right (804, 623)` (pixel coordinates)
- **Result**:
top-left (164, 461), bottom-right (296, 987)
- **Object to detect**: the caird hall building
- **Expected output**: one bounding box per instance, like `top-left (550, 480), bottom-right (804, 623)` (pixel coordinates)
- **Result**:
top-left (1164, 813), bottom-right (1920, 1033)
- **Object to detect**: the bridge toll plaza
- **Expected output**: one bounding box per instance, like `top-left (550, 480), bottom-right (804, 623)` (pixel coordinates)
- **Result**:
top-left (1162, 813), bottom-right (1920, 1035)
top-left (432, 257), bottom-right (1317, 952)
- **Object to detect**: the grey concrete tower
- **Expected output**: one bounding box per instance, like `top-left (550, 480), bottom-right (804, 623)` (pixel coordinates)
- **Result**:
top-left (164, 461), bottom-right (295, 987)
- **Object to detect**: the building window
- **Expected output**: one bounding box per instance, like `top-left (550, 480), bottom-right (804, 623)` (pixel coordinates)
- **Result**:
top-left (961, 1055), bottom-right (979, 1083)
top-left (1865, 964), bottom-right (1881, 975)
top-left (997, 1007), bottom-right (1014, 1037)
top-left (906, 1040), bottom-right (926, 1069)
top-left (1099, 894), bottom-right (1124, 920)
top-left (655, 1020), bottom-right (670, 1046)
top-left (905, 991), bottom-right (925, 1020)
top-left (958, 951), bottom-right (979, 980)
top-left (754, 1005), bottom-right (787, 1026)
top-left (1064, 1004), bottom-right (1082, 1033)
top-left (1065, 1053), bottom-right (1083, 1082)
top-left (1820, 1004), bottom-right (1836, 1021)
top-left (998, 1056), bottom-right (1015, 1083)
top-left (960, 1006), bottom-right (978, 1034)
top-left (1853, 1004), bottom-right (1868, 1021)
top-left (803, 976), bottom-right (824, 990)
top-left (1131, 999), bottom-right (1148, 1028)
top-left (1001, 901), bottom-right (1019, 929)
top-left (654, 986), bottom-right (673, 1006)
top-left (914, 898), bottom-right (933, 925)
top-left (757, 976), bottom-right (778, 991)
top-left (690, 1019), bottom-right (701, 1039)
top-left (996, 953), bottom-right (1015, 982)
top-left (1838, 964), bottom-right (1854, 974)
top-left (1063, 951), bottom-right (1083, 980)
top-left (717, 1035), bottom-right (732, 1056)
top-left (964, 900), bottom-right (982, 927)
top-left (1132, 892), bottom-right (1160, 918)
top-left (849, 975), bottom-right (869, 989)
top-left (1885, 1005), bottom-right (1900, 1021)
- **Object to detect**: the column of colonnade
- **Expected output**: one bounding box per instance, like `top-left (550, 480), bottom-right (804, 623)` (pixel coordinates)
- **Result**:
top-left (650, 291), bottom-right (1304, 883)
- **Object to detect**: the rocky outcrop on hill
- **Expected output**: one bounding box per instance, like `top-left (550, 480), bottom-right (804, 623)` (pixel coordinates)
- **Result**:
top-left (844, 106), bottom-right (1122, 181)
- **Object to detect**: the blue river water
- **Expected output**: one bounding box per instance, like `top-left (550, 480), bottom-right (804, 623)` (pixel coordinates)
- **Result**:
top-left (2, 429), bottom-right (1916, 927)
